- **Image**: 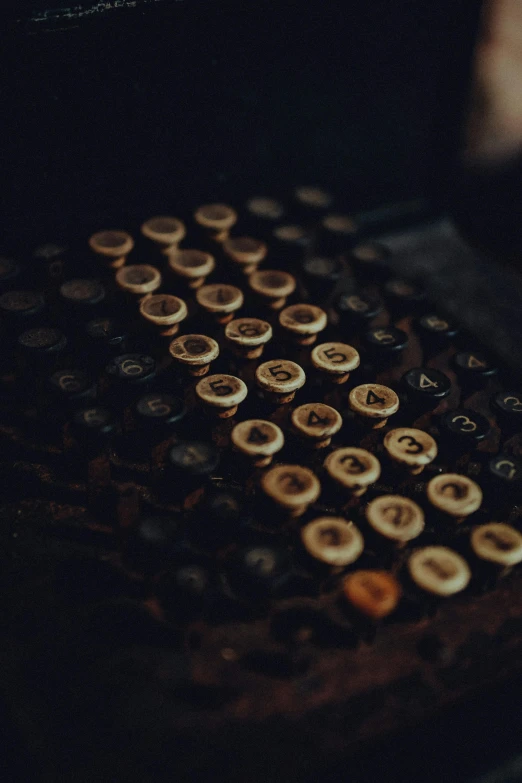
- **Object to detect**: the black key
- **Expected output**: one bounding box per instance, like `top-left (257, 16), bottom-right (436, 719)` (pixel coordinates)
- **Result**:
top-left (439, 408), bottom-right (490, 450)
top-left (71, 405), bottom-right (116, 444)
top-left (68, 406), bottom-right (116, 499)
top-left (243, 196), bottom-right (286, 238)
top-left (318, 213), bottom-right (358, 255)
top-left (0, 290), bottom-right (46, 332)
top-left (490, 390), bottom-right (522, 433)
top-left (166, 440), bottom-right (221, 504)
top-left (157, 562), bottom-right (213, 619)
top-left (0, 256), bottom-right (22, 290)
top-left (486, 454), bottom-right (522, 502)
top-left (192, 485), bottom-right (246, 549)
top-left (134, 392), bottom-right (186, 432)
top-left (301, 256), bottom-right (342, 299)
top-left (59, 278), bottom-right (107, 322)
top-left (336, 289), bottom-right (382, 331)
top-left (104, 353), bottom-right (156, 387)
top-left (126, 514), bottom-right (184, 574)
top-left (402, 367), bottom-right (452, 409)
top-left (363, 325), bottom-right (408, 362)
top-left (84, 316), bottom-right (129, 365)
top-left (227, 543), bottom-right (291, 599)
top-left (383, 278), bottom-right (426, 314)
top-left (270, 224), bottom-right (312, 266)
top-left (350, 241), bottom-right (391, 282)
top-left (48, 368), bottom-right (97, 408)
top-left (31, 242), bottom-right (71, 287)
top-left (416, 313), bottom-right (459, 353)
top-left (452, 351), bottom-right (498, 391)
top-left (17, 326), bottom-right (68, 373)
top-left (292, 185), bottom-right (334, 218)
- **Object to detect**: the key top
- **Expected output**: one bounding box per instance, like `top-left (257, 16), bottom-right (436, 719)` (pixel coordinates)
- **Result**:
top-left (349, 241), bottom-right (392, 282)
top-left (59, 278), bottom-right (107, 324)
top-left (343, 570), bottom-right (402, 619)
top-left (223, 236), bottom-right (268, 276)
top-left (271, 224), bottom-right (312, 266)
top-left (291, 402), bottom-right (343, 449)
top-left (279, 303), bottom-right (328, 346)
top-left (300, 516), bottom-right (364, 569)
top-left (0, 290), bottom-right (46, 332)
top-left (416, 313), bottom-right (459, 354)
top-left (383, 278), bottom-right (426, 315)
top-left (140, 216), bottom-right (186, 252)
top-left (248, 269), bottom-right (296, 310)
top-left (84, 317), bottom-right (129, 365)
top-left (426, 473), bottom-right (483, 521)
top-left (363, 326), bottom-right (409, 364)
top-left (452, 350), bottom-right (498, 392)
top-left (408, 546), bottom-right (471, 596)
top-left (301, 256), bottom-right (342, 299)
top-left (365, 495), bottom-right (425, 544)
top-left (89, 230), bottom-right (134, 269)
top-left (169, 334), bottom-right (219, 377)
top-left (255, 359), bottom-right (306, 404)
top-left (230, 419), bottom-right (284, 468)
top-left (311, 341), bottom-right (360, 385)
top-left (167, 249), bottom-right (215, 290)
top-left (490, 390), bottom-right (522, 433)
top-left (195, 374), bottom-right (248, 418)
top-left (318, 214), bottom-right (358, 255)
top-left (324, 447), bottom-right (381, 497)
top-left (293, 185), bottom-right (334, 217)
top-left (244, 196), bottom-right (285, 237)
top-left (194, 203), bottom-right (237, 243)
top-left (115, 264), bottom-right (162, 300)
top-left (348, 383), bottom-right (400, 429)
top-left (167, 440), bottom-right (221, 505)
top-left (439, 408), bottom-right (491, 451)
top-left (139, 293), bottom-right (188, 338)
top-left (383, 427), bottom-right (438, 475)
top-left (336, 289), bottom-right (382, 332)
top-left (470, 523), bottom-right (522, 568)
top-left (260, 464), bottom-right (321, 518)
top-left (224, 317), bottom-right (272, 360)
top-left (195, 283), bottom-right (244, 325)
top-left (401, 367), bottom-right (452, 410)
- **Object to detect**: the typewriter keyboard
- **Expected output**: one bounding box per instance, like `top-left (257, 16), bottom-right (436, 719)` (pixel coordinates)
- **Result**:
top-left (1, 186), bottom-right (522, 771)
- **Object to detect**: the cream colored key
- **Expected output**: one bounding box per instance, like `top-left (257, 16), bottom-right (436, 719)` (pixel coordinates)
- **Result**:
top-left (408, 546), bottom-right (471, 596)
top-left (169, 334), bottom-right (219, 377)
top-left (115, 264), bottom-right (162, 298)
top-left (167, 249), bottom-right (215, 289)
top-left (223, 236), bottom-right (267, 275)
top-left (230, 419), bottom-right (284, 467)
top-left (248, 269), bottom-right (296, 310)
top-left (324, 447), bottom-right (381, 497)
top-left (426, 473), bottom-right (482, 521)
top-left (255, 359), bottom-right (306, 404)
top-left (194, 203), bottom-right (237, 242)
top-left (348, 383), bottom-right (399, 429)
top-left (260, 463), bottom-right (321, 517)
top-left (291, 402), bottom-right (342, 448)
top-left (383, 427), bottom-right (438, 475)
top-left (365, 495), bottom-right (425, 544)
top-left (139, 293), bottom-right (188, 337)
top-left (224, 317), bottom-right (272, 359)
top-left (470, 523), bottom-right (522, 567)
top-left (294, 185), bottom-right (333, 210)
top-left (195, 373), bottom-right (248, 418)
top-left (246, 196), bottom-right (285, 222)
top-left (301, 517), bottom-right (364, 568)
top-left (279, 303), bottom-right (328, 346)
top-left (195, 283), bottom-right (244, 324)
top-left (321, 213), bottom-right (358, 241)
top-left (140, 216), bottom-right (186, 250)
top-left (311, 341), bottom-right (360, 385)
top-left (89, 230), bottom-right (134, 269)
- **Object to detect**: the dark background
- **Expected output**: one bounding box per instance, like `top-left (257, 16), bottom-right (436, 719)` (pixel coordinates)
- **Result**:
top-left (1, 0), bottom-right (482, 251)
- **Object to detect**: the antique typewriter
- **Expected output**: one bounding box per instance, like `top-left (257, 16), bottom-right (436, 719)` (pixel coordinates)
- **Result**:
top-left (2, 2), bottom-right (522, 782)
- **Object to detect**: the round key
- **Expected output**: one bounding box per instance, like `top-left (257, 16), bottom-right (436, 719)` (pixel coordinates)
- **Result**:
top-left (85, 317), bottom-right (128, 362)
top-left (471, 523), bottom-right (522, 567)
top-left (402, 367), bottom-right (451, 408)
top-left (417, 313), bottom-right (459, 348)
top-left (383, 278), bottom-right (426, 312)
top-left (0, 290), bottom-right (45, 326)
top-left (32, 242), bottom-right (69, 283)
top-left (167, 249), bottom-right (215, 289)
top-left (343, 570), bottom-right (402, 619)
top-left (310, 341), bottom-right (360, 385)
top-left (363, 326), bottom-right (408, 361)
top-left (439, 408), bottom-right (490, 448)
top-left (49, 368), bottom-right (96, 405)
top-left (408, 546), bottom-right (471, 596)
top-left (383, 427), bottom-right (438, 475)
top-left (319, 213), bottom-right (358, 254)
top-left (231, 419), bottom-right (284, 467)
top-left (88, 230), bottom-right (134, 269)
top-left (72, 405), bottom-right (115, 443)
top-left (0, 256), bottom-right (22, 290)
top-left (195, 373), bottom-right (248, 418)
top-left (426, 473), bottom-right (482, 520)
top-left (452, 351), bottom-right (498, 388)
top-left (245, 196), bottom-right (285, 229)
top-left (224, 317), bottom-right (272, 359)
top-left (301, 517), bottom-right (364, 568)
top-left (105, 353), bottom-right (156, 387)
top-left (350, 241), bottom-right (391, 281)
top-left (140, 216), bottom-right (186, 249)
top-left (294, 185), bottom-right (333, 213)
top-left (115, 264), bottom-right (162, 298)
top-left (228, 543), bottom-right (290, 598)
top-left (271, 224), bottom-right (312, 264)
top-left (365, 495), bottom-right (425, 543)
top-left (279, 303), bottom-right (328, 346)
top-left (59, 278), bottom-right (106, 310)
top-left (255, 359), bottom-right (306, 404)
top-left (248, 269), bottom-right (296, 310)
top-left (291, 402), bottom-right (343, 449)
top-left (18, 326), bottom-right (67, 361)
top-left (169, 334), bottom-right (219, 377)
top-left (135, 392), bottom-right (186, 431)
top-left (301, 256), bottom-right (342, 298)
top-left (195, 283), bottom-right (243, 324)
top-left (324, 447), bottom-right (381, 497)
top-left (260, 464), bottom-right (320, 517)
top-left (487, 453), bottom-right (522, 487)
top-left (223, 236), bottom-right (267, 275)
top-left (348, 383), bottom-right (400, 429)
top-left (194, 203), bottom-right (237, 242)
top-left (336, 289), bottom-right (382, 330)
top-left (491, 390), bottom-right (522, 433)
top-left (169, 440), bottom-right (220, 478)
top-left (139, 293), bottom-right (188, 337)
